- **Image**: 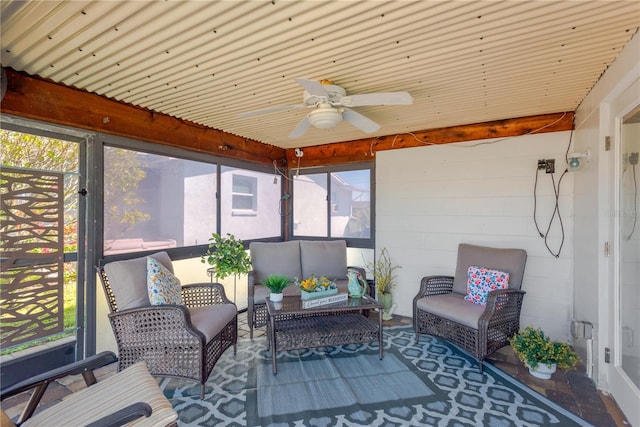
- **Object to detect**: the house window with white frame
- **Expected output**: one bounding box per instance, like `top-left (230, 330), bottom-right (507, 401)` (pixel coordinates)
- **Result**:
top-left (232, 174), bottom-right (257, 213)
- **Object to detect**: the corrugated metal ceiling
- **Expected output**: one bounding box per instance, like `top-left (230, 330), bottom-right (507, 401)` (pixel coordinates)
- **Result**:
top-left (1, 1), bottom-right (639, 149)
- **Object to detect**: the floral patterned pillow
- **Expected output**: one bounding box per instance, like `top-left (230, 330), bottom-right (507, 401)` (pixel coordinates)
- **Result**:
top-left (147, 257), bottom-right (184, 305)
top-left (464, 265), bottom-right (509, 305)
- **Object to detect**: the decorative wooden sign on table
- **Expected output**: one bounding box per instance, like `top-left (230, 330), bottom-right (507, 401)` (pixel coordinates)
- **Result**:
top-left (302, 292), bottom-right (348, 309)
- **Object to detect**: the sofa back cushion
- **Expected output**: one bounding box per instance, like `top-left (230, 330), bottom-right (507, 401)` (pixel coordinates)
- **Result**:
top-left (250, 241), bottom-right (302, 284)
top-left (103, 251), bottom-right (174, 311)
top-left (452, 244), bottom-right (527, 294)
top-left (300, 240), bottom-right (347, 280)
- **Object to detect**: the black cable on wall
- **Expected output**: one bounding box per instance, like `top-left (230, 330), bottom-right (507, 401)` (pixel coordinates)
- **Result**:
top-left (532, 124), bottom-right (574, 258)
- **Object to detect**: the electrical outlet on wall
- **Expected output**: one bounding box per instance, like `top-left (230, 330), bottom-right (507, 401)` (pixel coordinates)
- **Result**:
top-left (537, 159), bottom-right (547, 170)
top-left (545, 159), bottom-right (555, 174)
top-left (537, 159), bottom-right (555, 173)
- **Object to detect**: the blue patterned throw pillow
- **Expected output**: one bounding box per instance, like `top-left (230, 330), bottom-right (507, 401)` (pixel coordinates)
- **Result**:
top-left (147, 257), bottom-right (184, 305)
top-left (464, 265), bottom-right (509, 305)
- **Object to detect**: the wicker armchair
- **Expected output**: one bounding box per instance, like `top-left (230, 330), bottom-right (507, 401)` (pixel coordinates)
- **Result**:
top-left (1, 351), bottom-right (177, 427)
top-left (413, 243), bottom-right (527, 372)
top-left (97, 251), bottom-right (237, 398)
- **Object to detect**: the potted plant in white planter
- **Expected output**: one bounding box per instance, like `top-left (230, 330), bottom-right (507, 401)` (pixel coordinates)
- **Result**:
top-left (262, 274), bottom-right (291, 302)
top-left (201, 233), bottom-right (251, 304)
top-left (509, 326), bottom-right (580, 379)
top-left (364, 247), bottom-right (401, 320)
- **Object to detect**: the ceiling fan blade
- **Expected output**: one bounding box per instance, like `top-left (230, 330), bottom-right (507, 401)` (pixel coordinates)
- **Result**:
top-left (289, 116), bottom-right (311, 138)
top-left (238, 104), bottom-right (306, 118)
top-left (342, 108), bottom-right (380, 133)
top-left (294, 78), bottom-right (328, 98)
top-left (340, 92), bottom-right (413, 107)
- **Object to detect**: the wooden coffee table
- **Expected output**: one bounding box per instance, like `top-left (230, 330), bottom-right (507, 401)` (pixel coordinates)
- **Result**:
top-left (265, 294), bottom-right (383, 374)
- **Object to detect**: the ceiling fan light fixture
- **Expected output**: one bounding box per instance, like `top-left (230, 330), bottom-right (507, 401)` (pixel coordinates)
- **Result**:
top-left (308, 104), bottom-right (342, 129)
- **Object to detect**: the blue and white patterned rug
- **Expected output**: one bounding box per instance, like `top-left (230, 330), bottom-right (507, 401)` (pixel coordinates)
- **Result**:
top-left (159, 326), bottom-right (593, 427)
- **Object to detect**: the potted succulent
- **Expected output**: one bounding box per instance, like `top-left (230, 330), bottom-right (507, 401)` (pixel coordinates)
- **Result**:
top-left (201, 233), bottom-right (252, 304)
top-left (509, 326), bottom-right (580, 379)
top-left (262, 274), bottom-right (291, 302)
top-left (364, 247), bottom-right (401, 320)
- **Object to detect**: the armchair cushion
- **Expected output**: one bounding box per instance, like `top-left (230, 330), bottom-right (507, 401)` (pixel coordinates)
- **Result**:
top-left (22, 362), bottom-right (177, 427)
top-left (250, 241), bottom-right (301, 284)
top-left (416, 293), bottom-right (486, 328)
top-left (300, 240), bottom-right (347, 280)
top-left (103, 251), bottom-right (174, 310)
top-left (147, 257), bottom-right (184, 305)
top-left (189, 304), bottom-right (237, 343)
top-left (464, 266), bottom-right (509, 305)
top-left (452, 244), bottom-right (527, 294)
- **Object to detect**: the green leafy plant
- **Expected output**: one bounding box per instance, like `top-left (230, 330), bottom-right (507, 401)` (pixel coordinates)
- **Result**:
top-left (262, 275), bottom-right (291, 294)
top-left (364, 247), bottom-right (401, 294)
top-left (509, 326), bottom-right (580, 370)
top-left (201, 233), bottom-right (251, 279)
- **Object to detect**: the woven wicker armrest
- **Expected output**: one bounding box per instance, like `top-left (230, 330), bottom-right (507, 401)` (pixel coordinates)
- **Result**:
top-left (247, 272), bottom-right (257, 301)
top-left (418, 275), bottom-right (454, 297)
top-left (478, 288), bottom-right (526, 329)
top-left (248, 271), bottom-right (256, 289)
top-left (181, 282), bottom-right (233, 307)
top-left (109, 305), bottom-right (205, 345)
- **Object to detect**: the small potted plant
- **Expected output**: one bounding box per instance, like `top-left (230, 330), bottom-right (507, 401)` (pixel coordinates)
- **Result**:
top-left (364, 247), bottom-right (401, 320)
top-left (262, 274), bottom-right (291, 302)
top-left (201, 233), bottom-right (252, 304)
top-left (509, 326), bottom-right (580, 379)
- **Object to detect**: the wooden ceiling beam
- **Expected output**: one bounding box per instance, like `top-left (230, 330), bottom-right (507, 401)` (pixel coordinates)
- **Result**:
top-left (0, 69), bottom-right (285, 166)
top-left (285, 112), bottom-right (574, 167)
top-left (2, 69), bottom-right (573, 170)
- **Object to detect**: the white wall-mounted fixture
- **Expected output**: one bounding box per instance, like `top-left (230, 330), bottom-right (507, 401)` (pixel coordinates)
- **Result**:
top-left (294, 148), bottom-right (304, 177)
top-left (567, 149), bottom-right (591, 172)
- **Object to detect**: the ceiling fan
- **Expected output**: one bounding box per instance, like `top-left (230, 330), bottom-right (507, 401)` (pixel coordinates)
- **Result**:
top-left (239, 79), bottom-right (413, 138)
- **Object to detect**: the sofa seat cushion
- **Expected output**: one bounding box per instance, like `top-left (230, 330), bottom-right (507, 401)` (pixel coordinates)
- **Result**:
top-left (416, 293), bottom-right (485, 329)
top-left (103, 251), bottom-right (174, 311)
top-left (255, 283), bottom-right (302, 303)
top-left (300, 240), bottom-right (347, 280)
top-left (253, 284), bottom-right (271, 305)
top-left (189, 304), bottom-right (236, 343)
top-left (250, 241), bottom-right (302, 284)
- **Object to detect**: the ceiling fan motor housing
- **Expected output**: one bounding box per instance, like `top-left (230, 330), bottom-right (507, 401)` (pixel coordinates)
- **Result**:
top-left (303, 84), bottom-right (346, 106)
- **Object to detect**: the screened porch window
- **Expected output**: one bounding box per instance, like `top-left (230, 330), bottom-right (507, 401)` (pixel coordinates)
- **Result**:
top-left (103, 147), bottom-right (217, 255)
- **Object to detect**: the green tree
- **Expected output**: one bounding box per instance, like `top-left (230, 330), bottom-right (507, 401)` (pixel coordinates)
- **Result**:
top-left (103, 147), bottom-right (150, 240)
top-left (0, 130), bottom-right (79, 217)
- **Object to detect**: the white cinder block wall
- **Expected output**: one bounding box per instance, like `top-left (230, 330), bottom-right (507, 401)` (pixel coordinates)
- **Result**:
top-left (376, 131), bottom-right (576, 341)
